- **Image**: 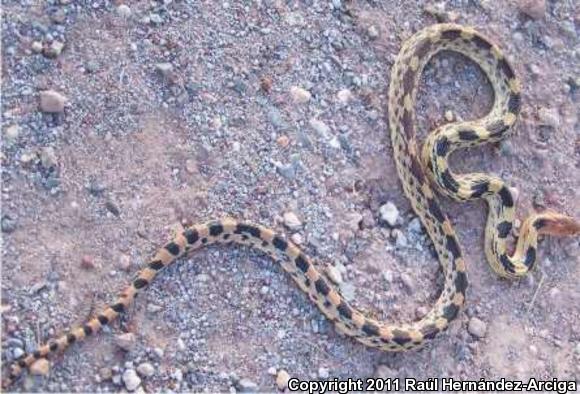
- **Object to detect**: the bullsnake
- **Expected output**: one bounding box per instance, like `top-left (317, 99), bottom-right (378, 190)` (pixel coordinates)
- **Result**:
top-left (3, 23), bottom-right (579, 389)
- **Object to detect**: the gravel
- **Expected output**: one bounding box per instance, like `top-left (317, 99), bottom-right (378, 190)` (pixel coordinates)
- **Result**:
top-left (1, 1), bottom-right (578, 392)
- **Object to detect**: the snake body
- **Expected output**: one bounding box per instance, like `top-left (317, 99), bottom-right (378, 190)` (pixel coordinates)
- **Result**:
top-left (3, 23), bottom-right (579, 389)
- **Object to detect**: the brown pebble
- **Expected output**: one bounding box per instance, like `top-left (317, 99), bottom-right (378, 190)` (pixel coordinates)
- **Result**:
top-left (260, 76), bottom-right (273, 93)
top-left (81, 255), bottom-right (95, 269)
top-left (517, 0), bottom-right (546, 20)
top-left (30, 358), bottom-right (50, 376)
top-left (276, 135), bottom-right (290, 148)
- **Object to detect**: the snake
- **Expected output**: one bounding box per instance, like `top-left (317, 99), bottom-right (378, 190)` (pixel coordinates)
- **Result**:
top-left (3, 23), bottom-right (579, 389)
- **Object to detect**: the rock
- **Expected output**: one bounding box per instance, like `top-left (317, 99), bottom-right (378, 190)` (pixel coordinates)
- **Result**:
top-left (39, 90), bottom-right (67, 113)
top-left (99, 367), bottom-right (113, 381)
top-left (31, 41), bottom-right (43, 53)
top-left (12, 347), bottom-right (25, 359)
top-left (80, 255), bottom-right (95, 269)
top-left (290, 233), bottom-right (303, 245)
top-left (393, 229), bottom-right (408, 248)
top-left (122, 369), bottom-right (141, 391)
top-left (117, 4), bottom-right (131, 17)
top-left (236, 378), bottom-right (258, 392)
top-left (517, 0), bottom-right (546, 20)
top-left (283, 212), bottom-right (302, 230)
top-left (317, 367), bottom-right (329, 379)
top-left (538, 107), bottom-right (560, 129)
top-left (44, 41), bottom-right (64, 58)
top-left (185, 159), bottom-right (198, 174)
top-left (115, 333), bottom-right (136, 351)
top-left (276, 135), bottom-right (290, 148)
top-left (155, 62), bottom-right (174, 79)
top-left (4, 124), bottom-right (20, 143)
top-left (309, 118), bottom-right (331, 140)
top-left (40, 147), bottom-right (58, 169)
top-left (375, 364), bottom-right (396, 379)
top-left (326, 265), bottom-right (343, 284)
top-left (30, 358), bottom-right (50, 376)
top-left (339, 282), bottom-right (356, 302)
top-left (290, 86), bottom-right (311, 103)
top-left (336, 89), bottom-right (352, 104)
top-left (468, 317), bottom-right (487, 338)
top-left (367, 25), bottom-right (379, 39)
top-left (400, 273), bottom-right (415, 291)
top-left (260, 76), bottom-right (273, 92)
top-left (276, 370), bottom-right (290, 390)
top-left (1, 215), bottom-right (17, 233)
top-left (379, 202), bottom-right (399, 227)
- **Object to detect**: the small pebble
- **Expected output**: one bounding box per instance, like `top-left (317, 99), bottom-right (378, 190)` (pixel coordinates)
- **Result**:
top-left (283, 212), bottom-right (302, 230)
top-left (318, 367), bottom-right (329, 379)
top-left (290, 86), bottom-right (311, 103)
top-left (80, 255), bottom-right (95, 269)
top-left (115, 333), bottom-right (136, 351)
top-left (236, 378), bottom-right (258, 392)
top-left (31, 41), bottom-right (43, 53)
top-left (326, 265), bottom-right (343, 284)
top-left (155, 62), bottom-right (174, 78)
top-left (40, 147), bottom-right (58, 169)
top-left (44, 41), bottom-right (64, 58)
top-left (276, 135), bottom-right (290, 148)
top-left (468, 317), bottom-right (487, 338)
top-left (122, 369), bottom-right (141, 391)
top-left (379, 202), bottom-right (399, 227)
top-left (276, 370), bottom-right (290, 390)
top-left (1, 215), bottom-right (17, 233)
top-left (117, 4), bottom-right (131, 18)
top-left (517, 0), bottom-right (546, 20)
top-left (336, 89), bottom-right (352, 104)
top-left (99, 367), bottom-right (113, 381)
top-left (538, 107), bottom-right (560, 129)
top-left (367, 25), bottom-right (379, 39)
top-left (39, 90), bottom-right (67, 113)
top-left (30, 359), bottom-right (50, 376)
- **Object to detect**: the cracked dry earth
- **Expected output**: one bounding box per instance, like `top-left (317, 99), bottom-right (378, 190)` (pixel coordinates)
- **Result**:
top-left (1, 0), bottom-right (579, 393)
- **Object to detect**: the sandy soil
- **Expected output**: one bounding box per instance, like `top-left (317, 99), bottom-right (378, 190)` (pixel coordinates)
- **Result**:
top-left (1, 0), bottom-right (579, 392)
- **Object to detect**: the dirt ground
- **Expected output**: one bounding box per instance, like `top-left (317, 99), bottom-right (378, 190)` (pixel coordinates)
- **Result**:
top-left (1, 0), bottom-right (579, 392)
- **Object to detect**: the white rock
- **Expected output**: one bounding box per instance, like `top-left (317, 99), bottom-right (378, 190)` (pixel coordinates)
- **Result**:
top-left (136, 362), bottom-right (155, 377)
top-left (283, 211), bottom-right (302, 230)
top-left (290, 86), bottom-right (311, 103)
top-left (336, 89), bottom-right (352, 104)
top-left (318, 367), bottom-right (329, 379)
top-left (379, 202), bottom-right (399, 227)
top-left (30, 359), bottom-right (50, 376)
top-left (538, 107), bottom-right (560, 129)
top-left (309, 118), bottom-right (331, 139)
top-left (276, 369), bottom-right (290, 390)
top-left (367, 25), bottom-right (379, 39)
top-left (115, 333), bottom-right (136, 351)
top-left (40, 147), bottom-right (58, 168)
top-left (326, 265), bottom-right (343, 284)
top-left (468, 317), bottom-right (487, 338)
top-left (517, 0), bottom-right (546, 19)
top-left (4, 125), bottom-right (20, 142)
top-left (122, 369), bottom-right (141, 391)
top-left (117, 4), bottom-right (132, 17)
top-left (39, 90), bottom-right (67, 113)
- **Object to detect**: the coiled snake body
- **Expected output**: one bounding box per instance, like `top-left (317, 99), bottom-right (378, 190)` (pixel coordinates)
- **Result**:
top-left (3, 23), bottom-right (579, 388)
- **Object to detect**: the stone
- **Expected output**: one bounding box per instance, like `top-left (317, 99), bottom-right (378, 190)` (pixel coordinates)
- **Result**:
top-left (155, 62), bottom-right (174, 78)
top-left (39, 90), bottom-right (67, 113)
top-left (326, 265), bottom-right (343, 284)
top-left (30, 358), bottom-right (50, 376)
top-left (379, 202), bottom-right (399, 227)
top-left (1, 215), bottom-right (17, 233)
top-left (115, 333), bottom-right (136, 351)
top-left (4, 125), bottom-right (20, 143)
top-left (290, 86), bottom-right (311, 103)
top-left (122, 369), bottom-right (141, 391)
top-left (236, 378), bottom-right (258, 392)
top-left (538, 107), bottom-right (560, 129)
top-left (283, 212), bottom-right (302, 230)
top-left (318, 367), bottom-right (329, 379)
top-left (31, 41), bottom-right (43, 53)
top-left (468, 317), bottom-right (487, 338)
top-left (276, 370), bottom-right (290, 390)
top-left (80, 255), bottom-right (95, 269)
top-left (44, 41), bottom-right (64, 58)
top-left (309, 118), bottom-right (331, 140)
top-left (40, 147), bottom-right (58, 169)
top-left (367, 25), bottom-right (379, 39)
top-left (517, 0), bottom-right (546, 20)
top-left (99, 367), bottom-right (113, 381)
top-left (336, 89), bottom-right (352, 104)
top-left (375, 364), bottom-right (396, 379)
top-left (117, 4), bottom-right (132, 18)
